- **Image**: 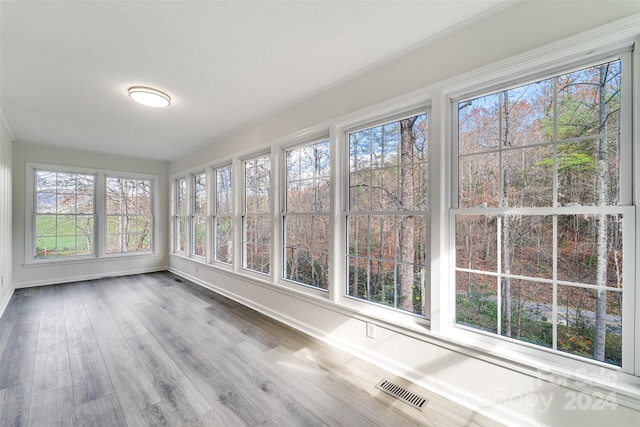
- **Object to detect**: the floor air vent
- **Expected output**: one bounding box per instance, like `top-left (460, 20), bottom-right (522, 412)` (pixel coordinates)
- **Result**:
top-left (375, 379), bottom-right (426, 411)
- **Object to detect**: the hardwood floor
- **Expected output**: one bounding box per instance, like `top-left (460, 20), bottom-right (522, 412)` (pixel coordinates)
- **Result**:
top-left (0, 272), bottom-right (501, 426)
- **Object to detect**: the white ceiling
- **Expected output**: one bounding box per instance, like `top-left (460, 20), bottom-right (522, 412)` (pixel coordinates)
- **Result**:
top-left (1, 0), bottom-right (508, 161)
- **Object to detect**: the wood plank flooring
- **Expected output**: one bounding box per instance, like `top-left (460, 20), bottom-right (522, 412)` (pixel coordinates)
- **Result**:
top-left (0, 272), bottom-right (501, 427)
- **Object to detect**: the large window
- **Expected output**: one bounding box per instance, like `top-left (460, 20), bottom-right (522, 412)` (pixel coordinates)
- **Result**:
top-left (243, 156), bottom-right (271, 274)
top-left (30, 166), bottom-right (156, 261)
top-left (106, 177), bottom-right (152, 254)
top-left (175, 178), bottom-right (187, 253)
top-left (213, 165), bottom-right (233, 264)
top-left (454, 58), bottom-right (630, 367)
top-left (34, 170), bottom-right (95, 258)
top-left (284, 139), bottom-right (330, 289)
top-left (347, 113), bottom-right (429, 315)
top-left (192, 173), bottom-right (206, 257)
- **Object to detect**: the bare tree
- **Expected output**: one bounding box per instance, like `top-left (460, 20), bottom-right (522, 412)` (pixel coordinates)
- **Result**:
top-left (593, 64), bottom-right (610, 362)
top-left (399, 117), bottom-right (417, 311)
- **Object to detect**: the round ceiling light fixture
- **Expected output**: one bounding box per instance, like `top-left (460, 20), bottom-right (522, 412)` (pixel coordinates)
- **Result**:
top-left (128, 86), bottom-right (171, 108)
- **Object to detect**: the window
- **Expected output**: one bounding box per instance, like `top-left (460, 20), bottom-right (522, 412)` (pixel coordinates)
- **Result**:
top-left (192, 173), bottom-right (206, 257)
top-left (30, 165), bottom-right (157, 262)
top-left (284, 140), bottom-right (330, 289)
top-left (454, 58), bottom-right (631, 367)
top-left (106, 177), bottom-right (152, 254)
top-left (34, 170), bottom-right (95, 258)
top-left (213, 165), bottom-right (233, 264)
top-left (347, 113), bottom-right (429, 315)
top-left (243, 155), bottom-right (271, 274)
top-left (175, 178), bottom-right (187, 253)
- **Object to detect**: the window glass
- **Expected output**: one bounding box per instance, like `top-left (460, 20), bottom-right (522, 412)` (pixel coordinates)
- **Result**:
top-left (347, 113), bottom-right (429, 315)
top-left (243, 156), bottom-right (271, 274)
top-left (455, 60), bottom-right (624, 366)
top-left (284, 140), bottom-right (330, 289)
top-left (193, 173), bottom-right (206, 257)
top-left (106, 177), bottom-right (153, 254)
top-left (175, 178), bottom-right (186, 252)
top-left (213, 166), bottom-right (233, 264)
top-left (34, 170), bottom-right (96, 258)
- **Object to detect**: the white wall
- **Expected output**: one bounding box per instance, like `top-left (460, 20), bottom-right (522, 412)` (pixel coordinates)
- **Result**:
top-left (171, 0), bottom-right (640, 175)
top-left (0, 114), bottom-right (13, 316)
top-left (168, 2), bottom-right (640, 426)
top-left (12, 143), bottom-right (170, 288)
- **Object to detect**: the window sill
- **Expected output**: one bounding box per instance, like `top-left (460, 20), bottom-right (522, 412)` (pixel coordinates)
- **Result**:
top-left (169, 252), bottom-right (431, 344)
top-left (169, 254), bottom-right (640, 410)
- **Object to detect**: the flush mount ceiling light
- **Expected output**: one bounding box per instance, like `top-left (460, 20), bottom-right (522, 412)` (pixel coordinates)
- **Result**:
top-left (128, 86), bottom-right (171, 108)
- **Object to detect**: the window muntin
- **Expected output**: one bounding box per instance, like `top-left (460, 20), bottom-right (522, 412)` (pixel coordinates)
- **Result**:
top-left (243, 156), bottom-right (271, 274)
top-left (213, 165), bottom-right (233, 264)
top-left (283, 139), bottom-right (330, 289)
top-left (347, 113), bottom-right (429, 315)
top-left (175, 178), bottom-right (187, 253)
top-left (192, 173), bottom-right (206, 257)
top-left (34, 170), bottom-right (95, 258)
top-left (105, 177), bottom-right (152, 254)
top-left (454, 59), bottom-right (627, 367)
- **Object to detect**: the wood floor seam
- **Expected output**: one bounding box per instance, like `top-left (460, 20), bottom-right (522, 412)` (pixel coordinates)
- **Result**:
top-left (0, 272), bottom-right (501, 427)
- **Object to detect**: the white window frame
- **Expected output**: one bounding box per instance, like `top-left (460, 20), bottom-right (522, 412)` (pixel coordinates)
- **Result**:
top-left (25, 163), bottom-right (158, 265)
top-left (164, 21), bottom-right (639, 397)
top-left (212, 164), bottom-right (233, 266)
top-left (191, 172), bottom-right (207, 259)
top-left (342, 109), bottom-right (431, 318)
top-left (173, 177), bottom-right (188, 254)
top-left (105, 175), bottom-right (154, 255)
top-left (445, 49), bottom-right (637, 375)
top-left (241, 153), bottom-right (273, 277)
top-left (281, 137), bottom-right (331, 291)
top-left (30, 166), bottom-right (97, 261)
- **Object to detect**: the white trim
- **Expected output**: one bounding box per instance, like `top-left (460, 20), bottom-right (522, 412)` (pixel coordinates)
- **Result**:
top-left (22, 252), bottom-right (162, 268)
top-left (241, 153), bottom-right (274, 276)
top-left (169, 264), bottom-right (640, 422)
top-left (281, 138), bottom-right (331, 291)
top-left (165, 15), bottom-right (640, 410)
top-left (173, 176), bottom-right (189, 255)
top-left (167, 267), bottom-right (524, 426)
top-left (339, 109), bottom-right (430, 316)
top-left (104, 175), bottom-right (156, 256)
top-left (167, 1), bottom-right (516, 164)
top-left (13, 266), bottom-right (167, 289)
top-left (24, 162), bottom-right (159, 265)
top-left (634, 26), bottom-right (640, 379)
top-left (447, 51), bottom-right (636, 374)
top-left (0, 287), bottom-right (14, 319)
top-left (191, 171), bottom-right (207, 259)
top-left (211, 164), bottom-right (234, 265)
top-left (443, 14), bottom-right (640, 100)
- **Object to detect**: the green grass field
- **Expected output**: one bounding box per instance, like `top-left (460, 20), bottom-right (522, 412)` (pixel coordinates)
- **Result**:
top-left (35, 214), bottom-right (94, 258)
top-left (35, 214), bottom-right (152, 257)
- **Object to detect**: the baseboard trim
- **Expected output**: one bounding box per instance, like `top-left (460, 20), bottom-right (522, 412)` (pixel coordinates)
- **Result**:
top-left (167, 266), bottom-right (534, 427)
top-left (13, 265), bottom-right (169, 289)
top-left (0, 287), bottom-right (14, 318)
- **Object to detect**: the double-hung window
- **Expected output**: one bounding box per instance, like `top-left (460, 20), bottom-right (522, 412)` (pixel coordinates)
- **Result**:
top-left (34, 170), bottom-right (95, 259)
top-left (347, 113), bottom-right (429, 315)
top-left (213, 165), bottom-right (233, 264)
top-left (453, 56), bottom-right (632, 368)
top-left (105, 177), bottom-right (152, 254)
top-left (31, 166), bottom-right (156, 261)
top-left (243, 155), bottom-right (271, 274)
top-left (283, 139), bottom-right (330, 289)
top-left (192, 173), bottom-right (207, 257)
top-left (175, 178), bottom-right (187, 253)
